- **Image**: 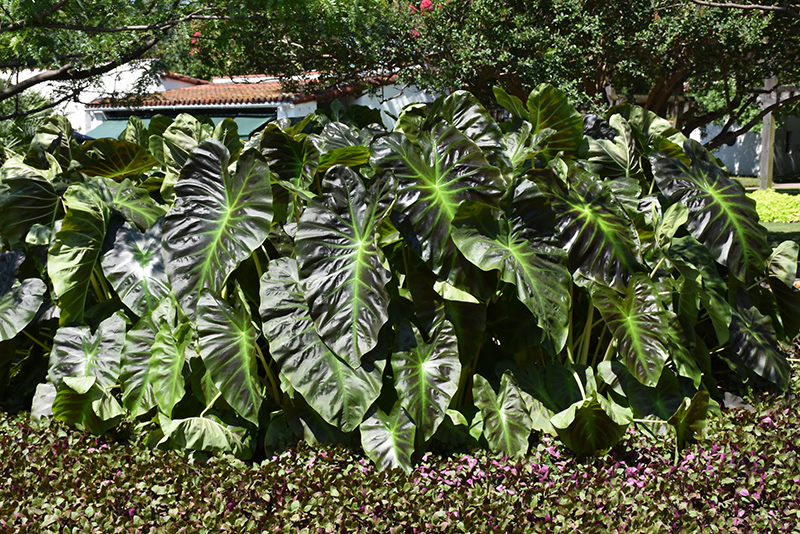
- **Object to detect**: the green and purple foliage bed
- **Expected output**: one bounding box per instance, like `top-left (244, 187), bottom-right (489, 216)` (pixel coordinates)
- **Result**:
top-left (1, 355), bottom-right (798, 532)
top-left (1, 85), bottom-right (798, 472)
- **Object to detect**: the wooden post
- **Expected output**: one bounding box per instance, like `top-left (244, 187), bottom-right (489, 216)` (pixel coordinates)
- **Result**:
top-left (760, 76), bottom-right (777, 190)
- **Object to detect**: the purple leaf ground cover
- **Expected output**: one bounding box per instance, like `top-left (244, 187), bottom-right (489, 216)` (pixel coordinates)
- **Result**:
top-left (1, 351), bottom-right (798, 533)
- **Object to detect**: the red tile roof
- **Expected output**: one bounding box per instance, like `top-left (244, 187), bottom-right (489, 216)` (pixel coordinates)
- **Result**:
top-left (164, 71), bottom-right (210, 85)
top-left (87, 79), bottom-right (369, 109)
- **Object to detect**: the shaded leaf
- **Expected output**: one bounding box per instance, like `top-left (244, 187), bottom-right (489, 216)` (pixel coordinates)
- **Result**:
top-left (72, 138), bottom-right (158, 180)
top-left (360, 403), bottom-right (415, 473)
top-left (472, 372), bottom-right (532, 456)
top-left (729, 304), bottom-right (790, 388)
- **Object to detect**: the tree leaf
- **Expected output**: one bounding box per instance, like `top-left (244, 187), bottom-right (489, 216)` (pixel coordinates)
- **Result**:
top-left (392, 310), bottom-right (461, 442)
top-left (651, 140), bottom-right (770, 282)
top-left (360, 403), bottom-right (415, 473)
top-left (260, 258), bottom-right (384, 432)
top-left (729, 304), bottom-right (790, 388)
top-left (592, 273), bottom-right (671, 387)
top-left (47, 181), bottom-right (110, 325)
top-left (102, 221), bottom-right (170, 317)
top-left (371, 124), bottom-right (505, 275)
top-left (47, 311), bottom-right (125, 389)
top-left (72, 138), bottom-right (158, 180)
top-left (196, 287), bottom-right (262, 425)
top-left (296, 166), bottom-right (395, 365)
top-left (472, 371), bottom-right (533, 456)
top-left (0, 251), bottom-right (46, 342)
top-left (452, 179), bottom-right (571, 354)
top-left (162, 141), bottom-right (272, 317)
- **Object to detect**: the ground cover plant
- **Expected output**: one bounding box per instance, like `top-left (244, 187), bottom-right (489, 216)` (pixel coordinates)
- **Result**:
top-left (1, 86), bottom-right (798, 471)
top-left (1, 354), bottom-right (799, 532)
top-left (748, 188), bottom-right (800, 223)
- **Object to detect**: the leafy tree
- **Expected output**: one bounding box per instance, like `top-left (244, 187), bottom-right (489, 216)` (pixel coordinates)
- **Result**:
top-left (0, 0), bottom-right (220, 118)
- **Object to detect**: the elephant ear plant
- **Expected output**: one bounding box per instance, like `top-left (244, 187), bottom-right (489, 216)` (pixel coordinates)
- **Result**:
top-left (0, 90), bottom-right (796, 470)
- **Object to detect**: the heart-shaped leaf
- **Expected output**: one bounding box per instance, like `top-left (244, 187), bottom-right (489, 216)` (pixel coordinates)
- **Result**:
top-left (729, 304), bottom-right (790, 388)
top-left (48, 181), bottom-right (110, 325)
top-left (539, 166), bottom-right (642, 291)
top-left (96, 177), bottom-right (166, 231)
top-left (592, 273), bottom-right (671, 387)
top-left (767, 241), bottom-right (799, 288)
top-left (586, 115), bottom-right (643, 183)
top-left (371, 123), bottom-right (505, 275)
top-left (668, 391), bottom-right (709, 451)
top-left (452, 179), bottom-right (571, 354)
top-left (72, 138), bottom-right (158, 180)
top-left (257, 123), bottom-right (320, 188)
top-left (551, 392), bottom-right (631, 455)
top-left (102, 221), bottom-right (170, 317)
top-left (120, 297), bottom-right (176, 417)
top-left (196, 286), bottom-right (262, 425)
top-left (360, 403), bottom-right (415, 473)
top-left (260, 258), bottom-right (384, 432)
top-left (0, 251), bottom-right (46, 342)
top-left (158, 414), bottom-right (251, 459)
top-left (52, 376), bottom-right (124, 435)
top-left (472, 371), bottom-right (533, 456)
top-left (162, 141), bottom-right (273, 317)
top-left (48, 312), bottom-right (125, 389)
top-left (0, 172), bottom-right (60, 247)
top-left (651, 140), bottom-right (770, 282)
top-left (296, 166), bottom-right (395, 366)
top-left (393, 310), bottom-right (461, 442)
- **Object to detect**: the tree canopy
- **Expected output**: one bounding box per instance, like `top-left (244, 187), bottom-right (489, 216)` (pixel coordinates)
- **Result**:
top-left (3, 0), bottom-right (800, 147)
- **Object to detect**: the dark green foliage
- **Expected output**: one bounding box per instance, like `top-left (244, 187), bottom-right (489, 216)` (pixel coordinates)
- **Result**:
top-left (0, 85), bottom-right (796, 469)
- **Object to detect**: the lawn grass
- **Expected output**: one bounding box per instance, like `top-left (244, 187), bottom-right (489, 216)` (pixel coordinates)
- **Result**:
top-left (2, 355), bottom-right (799, 533)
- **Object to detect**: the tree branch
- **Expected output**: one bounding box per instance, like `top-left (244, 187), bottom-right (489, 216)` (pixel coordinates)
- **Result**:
top-left (689, 0), bottom-right (800, 20)
top-left (705, 91), bottom-right (800, 149)
top-left (0, 0), bottom-right (74, 34)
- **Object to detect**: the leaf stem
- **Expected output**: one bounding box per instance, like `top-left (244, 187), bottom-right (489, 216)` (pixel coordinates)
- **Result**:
top-left (21, 329), bottom-right (52, 352)
top-left (253, 250), bottom-right (264, 279)
top-left (201, 391), bottom-right (222, 418)
top-left (649, 256), bottom-right (666, 278)
top-left (573, 370), bottom-right (587, 401)
top-left (590, 326), bottom-right (607, 367)
top-left (90, 269), bottom-right (106, 303)
top-left (578, 304), bottom-right (595, 366)
top-left (602, 338), bottom-right (617, 362)
top-left (254, 341), bottom-right (281, 405)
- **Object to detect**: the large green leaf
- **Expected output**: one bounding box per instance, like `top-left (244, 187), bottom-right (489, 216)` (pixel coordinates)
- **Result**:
top-left (551, 393), bottom-right (631, 455)
top-left (295, 166), bottom-right (395, 366)
top-left (668, 391), bottom-right (709, 451)
top-left (96, 178), bottom-right (166, 231)
top-left (502, 84), bottom-right (583, 161)
top-left (608, 104), bottom-right (688, 158)
top-left (651, 140), bottom-right (770, 282)
top-left (433, 90), bottom-right (512, 178)
top-left (472, 372), bottom-right (533, 457)
top-left (729, 304), bottom-right (791, 388)
top-left (392, 310), bottom-right (461, 442)
top-left (48, 312), bottom-right (125, 389)
top-left (102, 221), bottom-right (170, 317)
top-left (257, 123), bottom-right (319, 188)
top-left (120, 297), bottom-right (189, 417)
top-left (162, 141), bottom-right (272, 317)
top-left (0, 173), bottom-right (60, 247)
top-left (538, 166), bottom-right (642, 291)
top-left (52, 376), bottom-right (124, 435)
top-left (767, 241), bottom-right (799, 288)
top-left (586, 115), bottom-right (643, 183)
top-left (360, 403), bottom-right (416, 473)
top-left (592, 273), bottom-right (670, 387)
top-left (72, 138), bottom-right (158, 180)
top-left (0, 251), bottom-right (46, 342)
top-left (158, 414), bottom-right (251, 459)
top-left (149, 114), bottom-right (213, 199)
top-left (371, 124), bottom-right (505, 274)
top-left (769, 278), bottom-right (800, 340)
top-left (196, 287), bottom-right (262, 425)
top-left (259, 258), bottom-right (384, 432)
top-left (452, 180), bottom-right (571, 354)
top-left (47, 182), bottom-right (110, 325)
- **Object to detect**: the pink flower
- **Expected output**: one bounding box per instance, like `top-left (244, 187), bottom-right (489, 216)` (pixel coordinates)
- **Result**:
top-left (420, 0), bottom-right (433, 11)
top-left (409, 4), bottom-right (417, 12)
top-left (411, 29), bottom-right (421, 37)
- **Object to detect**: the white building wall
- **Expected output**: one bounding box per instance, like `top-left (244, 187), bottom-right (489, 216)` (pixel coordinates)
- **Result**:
top-left (347, 85), bottom-right (436, 129)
